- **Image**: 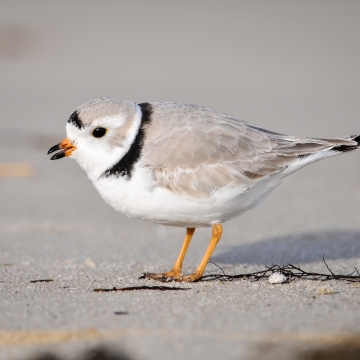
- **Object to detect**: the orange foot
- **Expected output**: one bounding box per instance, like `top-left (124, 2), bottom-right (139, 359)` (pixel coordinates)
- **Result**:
top-left (141, 269), bottom-right (182, 282)
top-left (175, 271), bottom-right (203, 282)
top-left (141, 270), bottom-right (203, 283)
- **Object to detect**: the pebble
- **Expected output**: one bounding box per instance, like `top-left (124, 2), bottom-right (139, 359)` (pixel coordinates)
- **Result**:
top-left (269, 273), bottom-right (287, 284)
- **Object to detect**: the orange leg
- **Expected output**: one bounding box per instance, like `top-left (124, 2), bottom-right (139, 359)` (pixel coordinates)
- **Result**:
top-left (179, 223), bottom-right (223, 282)
top-left (143, 228), bottom-right (195, 281)
top-left (165, 227), bottom-right (195, 277)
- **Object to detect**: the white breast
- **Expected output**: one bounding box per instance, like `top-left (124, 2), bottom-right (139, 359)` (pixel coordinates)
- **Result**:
top-left (92, 164), bottom-right (281, 228)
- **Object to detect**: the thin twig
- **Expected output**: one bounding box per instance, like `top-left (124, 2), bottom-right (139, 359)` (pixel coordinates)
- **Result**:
top-left (354, 267), bottom-right (360, 277)
top-left (323, 255), bottom-right (334, 276)
top-left (208, 261), bottom-right (226, 276)
top-left (30, 279), bottom-right (53, 283)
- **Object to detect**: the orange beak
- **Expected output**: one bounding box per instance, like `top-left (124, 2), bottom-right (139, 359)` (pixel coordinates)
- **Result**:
top-left (47, 138), bottom-right (76, 160)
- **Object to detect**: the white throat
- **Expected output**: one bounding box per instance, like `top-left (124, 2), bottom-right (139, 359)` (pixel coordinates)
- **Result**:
top-left (68, 105), bottom-right (143, 182)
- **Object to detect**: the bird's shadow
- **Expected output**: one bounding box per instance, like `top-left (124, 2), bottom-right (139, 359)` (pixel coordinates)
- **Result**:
top-left (212, 229), bottom-right (360, 265)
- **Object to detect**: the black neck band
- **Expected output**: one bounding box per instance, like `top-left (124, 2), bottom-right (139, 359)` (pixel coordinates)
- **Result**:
top-left (103, 103), bottom-right (153, 178)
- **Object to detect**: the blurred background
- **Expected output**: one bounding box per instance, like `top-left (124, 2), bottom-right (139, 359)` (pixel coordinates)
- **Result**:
top-left (1, 1), bottom-right (360, 359)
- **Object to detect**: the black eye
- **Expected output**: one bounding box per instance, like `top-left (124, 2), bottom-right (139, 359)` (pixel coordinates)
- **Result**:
top-left (92, 127), bottom-right (107, 138)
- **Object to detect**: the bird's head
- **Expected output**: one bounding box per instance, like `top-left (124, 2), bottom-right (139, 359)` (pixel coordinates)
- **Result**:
top-left (47, 97), bottom-right (142, 180)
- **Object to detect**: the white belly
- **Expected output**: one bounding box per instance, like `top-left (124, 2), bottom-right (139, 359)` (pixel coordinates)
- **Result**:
top-left (92, 166), bottom-right (280, 228)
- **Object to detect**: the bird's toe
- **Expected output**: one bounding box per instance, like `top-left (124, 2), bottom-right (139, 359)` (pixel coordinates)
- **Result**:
top-left (140, 269), bottom-right (182, 282)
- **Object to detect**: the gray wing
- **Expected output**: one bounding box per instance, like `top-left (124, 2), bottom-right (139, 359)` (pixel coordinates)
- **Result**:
top-left (141, 102), bottom-right (353, 198)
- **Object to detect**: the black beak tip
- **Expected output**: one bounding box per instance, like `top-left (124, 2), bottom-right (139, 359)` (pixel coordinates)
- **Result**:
top-left (48, 143), bottom-right (65, 160)
top-left (50, 151), bottom-right (65, 160)
top-left (47, 144), bottom-right (61, 155)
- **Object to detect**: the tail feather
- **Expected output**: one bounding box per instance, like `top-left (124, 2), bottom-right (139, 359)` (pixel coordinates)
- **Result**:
top-left (282, 134), bottom-right (359, 176)
top-left (331, 134), bottom-right (360, 153)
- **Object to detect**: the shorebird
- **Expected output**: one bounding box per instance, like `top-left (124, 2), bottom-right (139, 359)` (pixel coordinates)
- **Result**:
top-left (48, 98), bottom-right (359, 282)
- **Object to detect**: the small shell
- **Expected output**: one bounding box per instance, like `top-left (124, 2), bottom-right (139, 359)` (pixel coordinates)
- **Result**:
top-left (269, 272), bottom-right (287, 284)
top-left (85, 257), bottom-right (96, 268)
top-left (316, 286), bottom-right (334, 295)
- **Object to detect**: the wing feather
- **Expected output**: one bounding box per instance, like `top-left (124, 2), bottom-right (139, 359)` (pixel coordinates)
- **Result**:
top-left (140, 102), bottom-right (354, 198)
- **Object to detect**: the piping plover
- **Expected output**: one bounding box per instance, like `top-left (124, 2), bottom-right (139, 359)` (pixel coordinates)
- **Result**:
top-left (48, 98), bottom-right (359, 282)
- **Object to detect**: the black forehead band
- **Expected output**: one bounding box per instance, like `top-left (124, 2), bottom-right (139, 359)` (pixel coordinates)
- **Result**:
top-left (67, 111), bottom-right (84, 129)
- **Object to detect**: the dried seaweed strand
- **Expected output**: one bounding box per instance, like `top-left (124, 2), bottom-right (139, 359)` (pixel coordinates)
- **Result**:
top-left (201, 258), bottom-right (360, 283)
top-left (93, 285), bottom-right (190, 292)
